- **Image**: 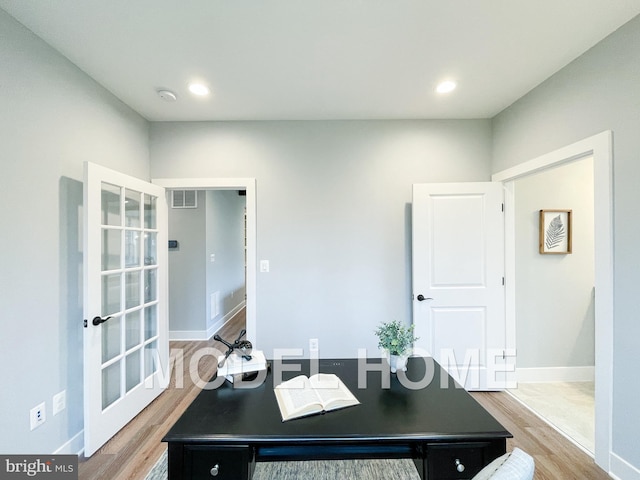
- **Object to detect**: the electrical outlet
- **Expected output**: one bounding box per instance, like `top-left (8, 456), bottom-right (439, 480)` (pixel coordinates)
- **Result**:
top-left (309, 338), bottom-right (319, 352)
top-left (30, 402), bottom-right (46, 430)
top-left (53, 390), bottom-right (66, 416)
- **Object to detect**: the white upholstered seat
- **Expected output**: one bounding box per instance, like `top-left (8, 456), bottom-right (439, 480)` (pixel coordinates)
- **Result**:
top-left (471, 448), bottom-right (535, 480)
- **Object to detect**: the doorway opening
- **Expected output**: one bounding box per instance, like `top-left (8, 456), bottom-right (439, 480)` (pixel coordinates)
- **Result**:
top-left (492, 131), bottom-right (613, 471)
top-left (152, 178), bottom-right (257, 344)
top-left (508, 156), bottom-right (595, 453)
top-left (166, 189), bottom-right (247, 340)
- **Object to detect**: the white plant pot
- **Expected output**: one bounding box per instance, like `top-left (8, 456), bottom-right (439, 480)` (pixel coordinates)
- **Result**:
top-left (388, 354), bottom-right (408, 373)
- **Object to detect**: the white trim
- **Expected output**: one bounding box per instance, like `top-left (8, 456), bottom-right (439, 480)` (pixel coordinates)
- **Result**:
top-left (492, 130), bottom-right (613, 472)
top-left (516, 366), bottom-right (595, 383)
top-left (152, 178), bottom-right (258, 346)
top-left (170, 301), bottom-right (247, 341)
top-left (54, 430), bottom-right (84, 455)
top-left (169, 330), bottom-right (210, 341)
top-left (206, 301), bottom-right (246, 339)
top-left (610, 453), bottom-right (640, 480)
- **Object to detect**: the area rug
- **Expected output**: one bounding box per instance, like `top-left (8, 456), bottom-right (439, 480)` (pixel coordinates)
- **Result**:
top-left (145, 450), bottom-right (421, 480)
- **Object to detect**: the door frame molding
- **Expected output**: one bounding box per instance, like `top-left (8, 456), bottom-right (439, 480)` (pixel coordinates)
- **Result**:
top-left (492, 130), bottom-right (613, 470)
top-left (152, 177), bottom-right (257, 344)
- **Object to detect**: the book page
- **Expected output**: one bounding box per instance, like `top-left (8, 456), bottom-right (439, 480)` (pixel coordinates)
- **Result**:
top-left (274, 375), bottom-right (323, 420)
top-left (309, 373), bottom-right (359, 411)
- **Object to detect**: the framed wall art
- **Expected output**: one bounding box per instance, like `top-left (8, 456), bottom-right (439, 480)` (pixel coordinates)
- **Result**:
top-left (539, 209), bottom-right (572, 254)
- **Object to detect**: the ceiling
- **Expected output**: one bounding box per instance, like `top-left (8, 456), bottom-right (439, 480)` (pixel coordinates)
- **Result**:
top-left (2, 1), bottom-right (639, 122)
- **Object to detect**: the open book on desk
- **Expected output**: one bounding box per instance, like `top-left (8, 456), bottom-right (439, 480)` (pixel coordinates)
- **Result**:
top-left (274, 373), bottom-right (359, 422)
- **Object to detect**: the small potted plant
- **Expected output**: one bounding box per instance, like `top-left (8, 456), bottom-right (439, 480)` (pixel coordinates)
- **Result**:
top-left (374, 320), bottom-right (419, 373)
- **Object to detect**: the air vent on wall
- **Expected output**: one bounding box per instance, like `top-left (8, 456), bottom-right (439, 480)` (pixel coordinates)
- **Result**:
top-left (171, 190), bottom-right (197, 209)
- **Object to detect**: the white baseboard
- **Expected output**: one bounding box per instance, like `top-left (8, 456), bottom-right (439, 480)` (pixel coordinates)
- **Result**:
top-left (169, 301), bottom-right (246, 341)
top-left (610, 452), bottom-right (640, 480)
top-left (169, 329), bottom-right (209, 341)
top-left (516, 366), bottom-right (594, 383)
top-left (206, 301), bottom-right (246, 340)
top-left (54, 430), bottom-right (84, 455)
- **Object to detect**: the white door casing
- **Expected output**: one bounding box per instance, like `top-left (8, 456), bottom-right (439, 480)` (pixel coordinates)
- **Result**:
top-left (412, 182), bottom-right (507, 390)
top-left (83, 162), bottom-right (168, 457)
top-left (492, 131), bottom-right (613, 471)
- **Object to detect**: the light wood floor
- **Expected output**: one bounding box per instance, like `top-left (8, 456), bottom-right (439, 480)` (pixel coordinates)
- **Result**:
top-left (79, 309), bottom-right (610, 479)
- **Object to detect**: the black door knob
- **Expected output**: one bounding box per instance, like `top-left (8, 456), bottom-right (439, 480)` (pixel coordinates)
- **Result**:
top-left (92, 316), bottom-right (111, 326)
top-left (416, 295), bottom-right (433, 302)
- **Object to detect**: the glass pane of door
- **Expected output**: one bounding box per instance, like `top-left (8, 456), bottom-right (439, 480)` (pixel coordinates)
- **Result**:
top-left (144, 194), bottom-right (156, 229)
top-left (125, 310), bottom-right (141, 350)
top-left (125, 189), bottom-right (141, 228)
top-left (102, 229), bottom-right (121, 271)
top-left (101, 183), bottom-right (121, 226)
top-left (102, 362), bottom-right (121, 410)
top-left (125, 271), bottom-right (141, 309)
top-left (126, 350), bottom-right (141, 392)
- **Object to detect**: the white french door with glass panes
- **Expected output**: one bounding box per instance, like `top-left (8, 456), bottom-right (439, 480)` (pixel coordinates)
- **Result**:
top-left (83, 162), bottom-right (168, 457)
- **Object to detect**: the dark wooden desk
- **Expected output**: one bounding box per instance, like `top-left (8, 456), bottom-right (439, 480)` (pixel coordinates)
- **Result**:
top-left (163, 357), bottom-right (511, 479)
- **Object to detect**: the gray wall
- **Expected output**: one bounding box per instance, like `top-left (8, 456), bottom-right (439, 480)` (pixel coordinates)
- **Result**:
top-left (205, 190), bottom-right (246, 332)
top-left (167, 191), bottom-right (207, 332)
top-left (514, 158), bottom-right (594, 369)
top-left (150, 120), bottom-right (493, 357)
top-left (0, 10), bottom-right (149, 453)
top-left (167, 190), bottom-right (246, 337)
top-left (492, 14), bottom-right (640, 470)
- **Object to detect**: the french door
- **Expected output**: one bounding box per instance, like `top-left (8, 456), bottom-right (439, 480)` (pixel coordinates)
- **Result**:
top-left (83, 162), bottom-right (168, 456)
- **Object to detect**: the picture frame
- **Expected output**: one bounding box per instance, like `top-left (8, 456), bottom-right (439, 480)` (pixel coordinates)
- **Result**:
top-left (539, 209), bottom-right (572, 254)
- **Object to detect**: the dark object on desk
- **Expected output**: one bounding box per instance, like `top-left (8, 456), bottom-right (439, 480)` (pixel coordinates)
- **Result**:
top-left (164, 357), bottom-right (511, 480)
top-left (214, 329), bottom-right (253, 367)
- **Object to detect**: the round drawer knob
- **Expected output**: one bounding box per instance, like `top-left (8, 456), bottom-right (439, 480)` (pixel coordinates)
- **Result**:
top-left (455, 459), bottom-right (465, 473)
top-left (210, 464), bottom-right (220, 476)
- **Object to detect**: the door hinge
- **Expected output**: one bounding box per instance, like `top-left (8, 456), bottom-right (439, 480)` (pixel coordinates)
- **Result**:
top-left (502, 276), bottom-right (505, 286)
top-left (501, 203), bottom-right (504, 212)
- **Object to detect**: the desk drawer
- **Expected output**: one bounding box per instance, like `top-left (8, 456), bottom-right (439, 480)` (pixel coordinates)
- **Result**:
top-left (184, 445), bottom-right (254, 480)
top-left (426, 442), bottom-right (497, 479)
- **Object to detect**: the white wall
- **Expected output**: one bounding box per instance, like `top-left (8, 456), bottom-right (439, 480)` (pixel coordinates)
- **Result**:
top-left (0, 9), bottom-right (149, 454)
top-left (492, 14), bottom-right (640, 474)
top-left (514, 157), bottom-right (594, 371)
top-left (150, 120), bottom-right (492, 357)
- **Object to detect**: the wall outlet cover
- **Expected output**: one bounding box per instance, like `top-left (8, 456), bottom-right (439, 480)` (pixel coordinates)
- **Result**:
top-left (30, 402), bottom-right (46, 430)
top-left (53, 390), bottom-right (66, 416)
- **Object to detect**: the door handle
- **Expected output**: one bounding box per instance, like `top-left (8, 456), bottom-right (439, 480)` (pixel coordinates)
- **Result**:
top-left (92, 316), bottom-right (112, 326)
top-left (416, 294), bottom-right (433, 302)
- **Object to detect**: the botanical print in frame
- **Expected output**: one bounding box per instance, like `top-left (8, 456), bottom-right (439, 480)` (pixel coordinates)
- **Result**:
top-left (539, 209), bottom-right (572, 254)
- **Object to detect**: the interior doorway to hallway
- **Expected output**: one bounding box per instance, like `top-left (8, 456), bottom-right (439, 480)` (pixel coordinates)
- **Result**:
top-left (492, 131), bottom-right (613, 471)
top-left (152, 178), bottom-right (257, 344)
top-left (508, 156), bottom-right (595, 454)
top-left (166, 189), bottom-right (247, 341)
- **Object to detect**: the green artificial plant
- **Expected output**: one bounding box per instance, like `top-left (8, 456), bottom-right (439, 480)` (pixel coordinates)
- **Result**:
top-left (374, 320), bottom-right (419, 356)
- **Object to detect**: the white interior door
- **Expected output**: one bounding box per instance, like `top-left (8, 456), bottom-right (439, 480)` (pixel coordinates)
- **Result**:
top-left (412, 183), bottom-right (506, 390)
top-left (83, 162), bottom-right (168, 456)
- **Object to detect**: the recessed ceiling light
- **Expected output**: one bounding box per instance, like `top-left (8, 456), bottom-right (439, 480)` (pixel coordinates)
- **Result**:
top-left (436, 80), bottom-right (457, 94)
top-left (188, 83), bottom-right (210, 96)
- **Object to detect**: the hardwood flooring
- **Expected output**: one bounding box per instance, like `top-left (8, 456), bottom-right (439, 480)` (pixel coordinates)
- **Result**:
top-left (78, 309), bottom-right (610, 479)
top-left (470, 392), bottom-right (609, 479)
top-left (78, 310), bottom-right (246, 480)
